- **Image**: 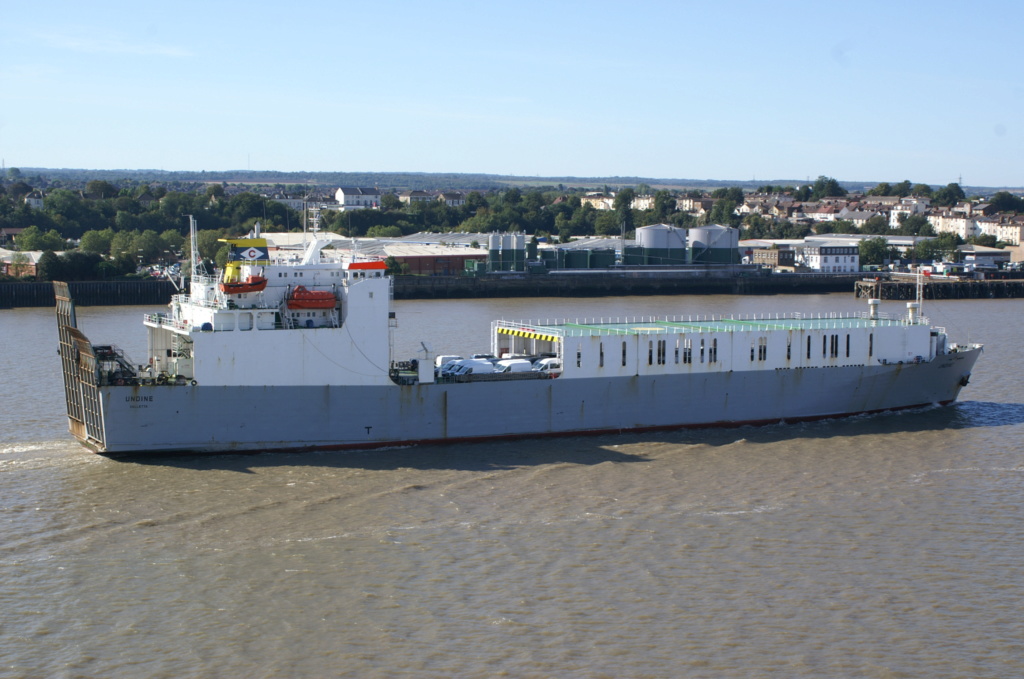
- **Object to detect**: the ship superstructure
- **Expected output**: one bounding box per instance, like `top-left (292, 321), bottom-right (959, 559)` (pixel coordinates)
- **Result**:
top-left (54, 227), bottom-right (982, 456)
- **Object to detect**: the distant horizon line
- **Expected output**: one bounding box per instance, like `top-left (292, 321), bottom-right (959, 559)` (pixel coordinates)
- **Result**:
top-left (7, 167), bottom-right (1022, 192)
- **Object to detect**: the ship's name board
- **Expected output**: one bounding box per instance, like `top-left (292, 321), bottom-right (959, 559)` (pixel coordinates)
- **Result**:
top-left (126, 396), bottom-right (153, 402)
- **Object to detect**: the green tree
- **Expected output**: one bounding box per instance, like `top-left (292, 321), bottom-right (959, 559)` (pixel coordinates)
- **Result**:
top-left (860, 215), bottom-right (890, 234)
top-left (711, 186), bottom-right (744, 204)
top-left (80, 228), bottom-right (115, 254)
top-left (897, 214), bottom-right (932, 236)
top-left (16, 225), bottom-right (65, 251)
top-left (8, 181), bottom-right (33, 200)
top-left (914, 233), bottom-right (962, 261)
top-left (366, 225), bottom-right (403, 238)
top-left (891, 180), bottom-right (912, 197)
top-left (159, 229), bottom-right (184, 257)
top-left (35, 250), bottom-right (64, 281)
top-left (594, 211), bottom-right (621, 236)
top-left (810, 176), bottom-right (847, 200)
top-left (60, 251), bottom-right (104, 280)
top-left (132, 230), bottom-right (163, 263)
top-left (988, 191), bottom-right (1024, 213)
top-left (742, 214), bottom-right (771, 238)
top-left (859, 237), bottom-right (897, 266)
top-left (707, 199), bottom-right (738, 226)
top-left (195, 230), bottom-right (225, 262)
top-left (85, 180), bottom-right (118, 199)
top-left (613, 188), bottom-right (636, 235)
top-left (868, 182), bottom-right (892, 196)
top-left (817, 219), bottom-right (858, 235)
top-left (652, 190), bottom-right (676, 222)
top-left (931, 183), bottom-right (965, 208)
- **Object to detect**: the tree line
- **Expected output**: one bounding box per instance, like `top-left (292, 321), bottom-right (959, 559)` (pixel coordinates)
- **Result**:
top-left (2, 169), bottom-right (1018, 280)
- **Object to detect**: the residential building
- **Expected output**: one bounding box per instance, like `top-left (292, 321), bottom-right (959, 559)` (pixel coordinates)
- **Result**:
top-left (24, 191), bottom-right (44, 210)
top-left (581, 193), bottom-right (614, 210)
top-left (752, 248), bottom-right (796, 271)
top-left (630, 195), bottom-right (655, 210)
top-left (437, 192), bottom-right (465, 207)
top-left (398, 190), bottom-right (433, 205)
top-left (927, 212), bottom-right (980, 240)
top-left (802, 240), bottom-right (860, 273)
top-left (335, 187), bottom-right (381, 209)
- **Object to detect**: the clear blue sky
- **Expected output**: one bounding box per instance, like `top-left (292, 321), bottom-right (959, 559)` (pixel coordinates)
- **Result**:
top-left (3, 0), bottom-right (1023, 188)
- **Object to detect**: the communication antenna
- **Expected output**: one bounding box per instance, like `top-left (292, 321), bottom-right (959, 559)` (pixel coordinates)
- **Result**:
top-left (187, 215), bottom-right (207, 278)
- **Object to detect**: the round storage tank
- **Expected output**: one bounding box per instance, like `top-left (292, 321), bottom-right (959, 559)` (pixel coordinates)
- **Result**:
top-left (689, 225), bottom-right (739, 264)
top-left (637, 224), bottom-right (687, 250)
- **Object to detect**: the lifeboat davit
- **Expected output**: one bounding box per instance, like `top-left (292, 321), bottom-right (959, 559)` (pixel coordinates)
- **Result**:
top-left (219, 275), bottom-right (268, 294)
top-left (287, 286), bottom-right (336, 309)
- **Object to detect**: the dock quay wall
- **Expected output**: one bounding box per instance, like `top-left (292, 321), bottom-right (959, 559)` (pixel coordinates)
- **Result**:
top-left (14, 273), bottom-right (1024, 307)
top-left (390, 272), bottom-right (860, 299)
top-left (0, 280), bottom-right (178, 308)
top-left (855, 278), bottom-right (1024, 300)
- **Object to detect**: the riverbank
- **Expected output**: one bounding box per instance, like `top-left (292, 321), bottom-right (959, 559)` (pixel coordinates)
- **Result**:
top-left (1, 274), bottom-right (863, 307)
top-left (9, 272), bottom-right (1024, 307)
top-left (0, 280), bottom-right (179, 308)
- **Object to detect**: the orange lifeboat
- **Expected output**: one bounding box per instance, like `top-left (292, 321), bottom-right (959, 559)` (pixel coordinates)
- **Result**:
top-left (219, 275), bottom-right (268, 294)
top-left (287, 286), bottom-right (336, 309)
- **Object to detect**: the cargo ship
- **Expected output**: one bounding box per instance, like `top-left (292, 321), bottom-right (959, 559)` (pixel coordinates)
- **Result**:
top-left (54, 227), bottom-right (982, 456)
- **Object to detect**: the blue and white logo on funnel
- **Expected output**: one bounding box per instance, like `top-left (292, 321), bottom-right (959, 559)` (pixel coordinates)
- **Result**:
top-left (230, 246), bottom-right (268, 261)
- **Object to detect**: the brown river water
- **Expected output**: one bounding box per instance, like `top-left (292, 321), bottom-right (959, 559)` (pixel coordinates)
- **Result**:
top-left (1, 294), bottom-right (1021, 678)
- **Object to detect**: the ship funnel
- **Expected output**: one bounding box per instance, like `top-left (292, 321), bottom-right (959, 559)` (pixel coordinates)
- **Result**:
top-left (906, 301), bottom-right (920, 323)
top-left (868, 298), bottom-right (880, 320)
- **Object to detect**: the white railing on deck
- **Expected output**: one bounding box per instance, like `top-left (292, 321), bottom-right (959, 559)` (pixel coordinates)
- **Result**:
top-left (496, 310), bottom-right (927, 338)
